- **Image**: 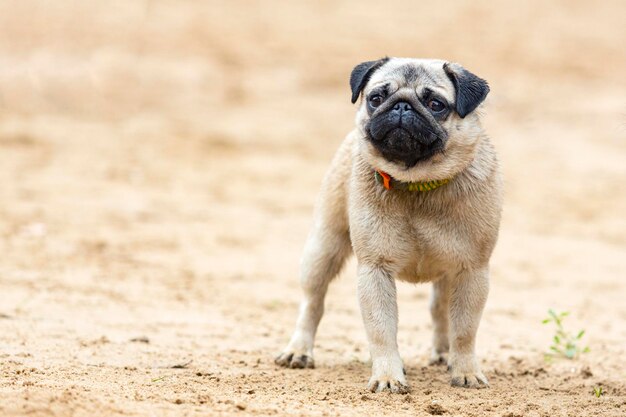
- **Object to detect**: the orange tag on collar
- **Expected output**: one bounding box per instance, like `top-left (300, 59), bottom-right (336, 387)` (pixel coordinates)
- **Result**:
top-left (377, 170), bottom-right (392, 190)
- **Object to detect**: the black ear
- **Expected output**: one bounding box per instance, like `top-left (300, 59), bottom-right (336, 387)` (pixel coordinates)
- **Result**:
top-left (443, 63), bottom-right (490, 118)
top-left (349, 57), bottom-right (389, 104)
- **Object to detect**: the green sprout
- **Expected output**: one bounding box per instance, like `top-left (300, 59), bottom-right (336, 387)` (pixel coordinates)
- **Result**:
top-left (592, 386), bottom-right (604, 398)
top-left (542, 309), bottom-right (589, 360)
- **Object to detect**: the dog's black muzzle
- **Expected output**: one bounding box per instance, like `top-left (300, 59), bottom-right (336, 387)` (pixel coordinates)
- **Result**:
top-left (367, 100), bottom-right (446, 168)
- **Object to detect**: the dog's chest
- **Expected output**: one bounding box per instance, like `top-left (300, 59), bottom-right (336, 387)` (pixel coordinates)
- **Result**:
top-left (350, 197), bottom-right (473, 283)
top-left (396, 214), bottom-right (467, 283)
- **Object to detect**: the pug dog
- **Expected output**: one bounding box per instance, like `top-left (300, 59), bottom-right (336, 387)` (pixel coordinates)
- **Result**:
top-left (276, 57), bottom-right (502, 393)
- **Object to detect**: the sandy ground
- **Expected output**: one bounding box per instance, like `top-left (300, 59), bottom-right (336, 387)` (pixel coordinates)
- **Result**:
top-left (1, 1), bottom-right (625, 416)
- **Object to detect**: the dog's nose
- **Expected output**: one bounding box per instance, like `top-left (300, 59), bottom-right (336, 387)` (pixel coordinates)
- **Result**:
top-left (392, 101), bottom-right (413, 112)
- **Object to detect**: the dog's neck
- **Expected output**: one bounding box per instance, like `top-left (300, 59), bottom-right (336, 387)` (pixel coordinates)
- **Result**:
top-left (374, 169), bottom-right (452, 192)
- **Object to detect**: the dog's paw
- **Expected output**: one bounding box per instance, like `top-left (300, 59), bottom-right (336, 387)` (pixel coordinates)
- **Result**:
top-left (367, 356), bottom-right (410, 394)
top-left (450, 371), bottom-right (489, 388)
top-left (449, 354), bottom-right (489, 389)
top-left (428, 350), bottom-right (448, 366)
top-left (274, 351), bottom-right (315, 369)
top-left (368, 375), bottom-right (410, 394)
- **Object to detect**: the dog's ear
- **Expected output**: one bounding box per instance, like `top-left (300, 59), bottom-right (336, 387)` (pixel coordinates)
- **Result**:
top-left (350, 58), bottom-right (389, 104)
top-left (443, 62), bottom-right (490, 118)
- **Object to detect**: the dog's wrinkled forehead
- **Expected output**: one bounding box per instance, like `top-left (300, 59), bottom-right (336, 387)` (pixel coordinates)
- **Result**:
top-left (366, 58), bottom-right (455, 102)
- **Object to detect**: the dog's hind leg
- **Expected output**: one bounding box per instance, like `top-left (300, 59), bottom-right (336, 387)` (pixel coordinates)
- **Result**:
top-left (275, 140), bottom-right (353, 369)
top-left (429, 277), bottom-right (450, 365)
top-left (275, 225), bottom-right (351, 369)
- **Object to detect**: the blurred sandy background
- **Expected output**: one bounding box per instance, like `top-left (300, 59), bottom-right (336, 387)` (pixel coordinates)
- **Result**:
top-left (1, 1), bottom-right (625, 416)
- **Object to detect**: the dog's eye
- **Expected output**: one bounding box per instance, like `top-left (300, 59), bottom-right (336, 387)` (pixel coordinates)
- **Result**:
top-left (427, 99), bottom-right (446, 113)
top-left (369, 94), bottom-right (384, 108)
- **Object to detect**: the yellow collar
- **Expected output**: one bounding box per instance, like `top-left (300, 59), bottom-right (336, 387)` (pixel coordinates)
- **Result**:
top-left (375, 170), bottom-right (452, 192)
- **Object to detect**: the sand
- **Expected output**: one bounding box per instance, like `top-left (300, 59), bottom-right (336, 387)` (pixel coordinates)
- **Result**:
top-left (1, 1), bottom-right (625, 416)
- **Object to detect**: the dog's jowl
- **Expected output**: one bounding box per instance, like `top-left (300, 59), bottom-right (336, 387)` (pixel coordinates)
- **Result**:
top-left (276, 57), bottom-right (502, 393)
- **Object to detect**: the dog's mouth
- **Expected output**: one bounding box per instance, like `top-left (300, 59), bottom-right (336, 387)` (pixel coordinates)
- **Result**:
top-left (368, 127), bottom-right (445, 168)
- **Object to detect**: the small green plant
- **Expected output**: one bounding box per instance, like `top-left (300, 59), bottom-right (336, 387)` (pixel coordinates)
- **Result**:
top-left (542, 309), bottom-right (589, 360)
top-left (592, 386), bottom-right (604, 398)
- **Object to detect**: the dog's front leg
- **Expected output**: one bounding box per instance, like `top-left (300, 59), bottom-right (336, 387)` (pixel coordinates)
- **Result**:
top-left (448, 267), bottom-right (490, 388)
top-left (357, 264), bottom-right (409, 393)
